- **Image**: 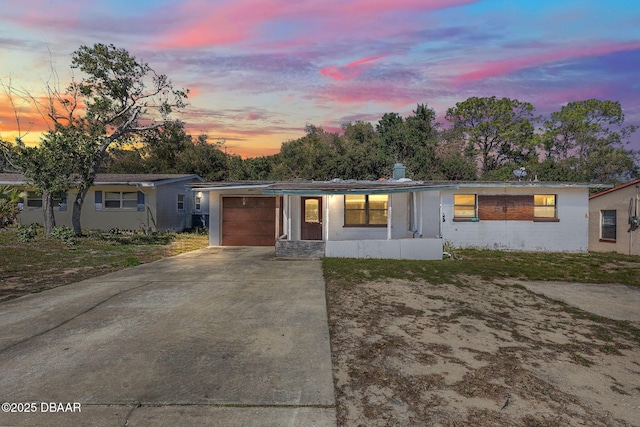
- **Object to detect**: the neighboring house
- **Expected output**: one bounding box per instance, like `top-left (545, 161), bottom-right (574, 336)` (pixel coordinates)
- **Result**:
top-left (0, 173), bottom-right (207, 232)
top-left (193, 167), bottom-right (605, 260)
top-left (588, 178), bottom-right (640, 256)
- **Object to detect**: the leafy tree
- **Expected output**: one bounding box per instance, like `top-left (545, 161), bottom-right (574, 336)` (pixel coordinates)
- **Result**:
top-left (274, 125), bottom-right (342, 180)
top-left (339, 121), bottom-right (390, 180)
top-left (242, 155), bottom-right (277, 180)
top-left (376, 112), bottom-right (405, 161)
top-left (445, 97), bottom-right (537, 176)
top-left (403, 104), bottom-right (441, 180)
top-left (175, 135), bottom-right (228, 181)
top-left (103, 146), bottom-right (147, 173)
top-left (138, 120), bottom-right (191, 174)
top-left (0, 185), bottom-right (23, 227)
top-left (5, 44), bottom-right (188, 235)
top-left (541, 99), bottom-right (637, 182)
top-left (13, 126), bottom-right (80, 235)
top-left (433, 129), bottom-right (478, 180)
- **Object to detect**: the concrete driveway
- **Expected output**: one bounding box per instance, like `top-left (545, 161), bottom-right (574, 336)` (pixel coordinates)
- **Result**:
top-left (0, 247), bottom-right (336, 426)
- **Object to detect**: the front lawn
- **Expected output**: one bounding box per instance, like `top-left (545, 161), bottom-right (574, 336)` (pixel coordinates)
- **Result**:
top-left (0, 226), bottom-right (209, 301)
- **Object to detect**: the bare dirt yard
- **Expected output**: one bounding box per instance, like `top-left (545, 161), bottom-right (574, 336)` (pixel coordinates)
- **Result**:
top-left (326, 271), bottom-right (640, 426)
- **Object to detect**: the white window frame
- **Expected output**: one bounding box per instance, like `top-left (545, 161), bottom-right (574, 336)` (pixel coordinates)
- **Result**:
top-left (104, 191), bottom-right (137, 209)
top-left (177, 194), bottom-right (185, 211)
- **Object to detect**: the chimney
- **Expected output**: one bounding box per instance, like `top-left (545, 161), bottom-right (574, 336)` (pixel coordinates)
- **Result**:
top-left (393, 163), bottom-right (406, 180)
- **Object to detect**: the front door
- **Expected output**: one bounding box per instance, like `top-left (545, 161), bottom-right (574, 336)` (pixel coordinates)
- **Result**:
top-left (301, 197), bottom-right (323, 240)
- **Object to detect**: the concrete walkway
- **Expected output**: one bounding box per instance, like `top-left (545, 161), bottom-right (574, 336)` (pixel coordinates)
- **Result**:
top-left (0, 247), bottom-right (336, 426)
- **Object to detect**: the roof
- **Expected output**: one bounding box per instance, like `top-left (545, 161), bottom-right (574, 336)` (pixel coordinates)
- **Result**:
top-left (589, 178), bottom-right (640, 200)
top-left (0, 173), bottom-right (204, 187)
top-left (193, 179), bottom-right (609, 195)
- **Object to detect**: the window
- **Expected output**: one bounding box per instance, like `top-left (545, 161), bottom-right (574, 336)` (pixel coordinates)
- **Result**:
top-left (534, 194), bottom-right (556, 219)
top-left (194, 195), bottom-right (202, 212)
top-left (26, 191), bottom-right (42, 208)
top-left (344, 194), bottom-right (388, 226)
top-left (104, 191), bottom-right (137, 209)
top-left (601, 210), bottom-right (616, 241)
top-left (454, 194), bottom-right (476, 219)
top-left (177, 194), bottom-right (185, 211)
top-left (304, 198), bottom-right (320, 223)
top-left (26, 191), bottom-right (66, 210)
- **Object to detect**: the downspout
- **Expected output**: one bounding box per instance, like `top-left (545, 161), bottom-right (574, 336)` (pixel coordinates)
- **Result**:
top-left (387, 194), bottom-right (392, 240)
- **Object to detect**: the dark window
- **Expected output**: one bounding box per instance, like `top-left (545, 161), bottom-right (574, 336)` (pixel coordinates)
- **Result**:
top-left (104, 191), bottom-right (137, 209)
top-left (26, 191), bottom-right (42, 208)
top-left (344, 195), bottom-right (388, 226)
top-left (601, 210), bottom-right (616, 240)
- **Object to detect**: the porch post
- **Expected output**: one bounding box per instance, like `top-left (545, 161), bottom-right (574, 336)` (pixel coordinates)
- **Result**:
top-left (284, 195), bottom-right (290, 240)
top-left (324, 195), bottom-right (330, 241)
top-left (287, 195), bottom-right (292, 240)
top-left (387, 193), bottom-right (392, 240)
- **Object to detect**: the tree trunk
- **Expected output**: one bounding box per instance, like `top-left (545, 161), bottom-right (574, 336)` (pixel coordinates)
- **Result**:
top-left (42, 191), bottom-right (56, 237)
top-left (71, 187), bottom-right (88, 237)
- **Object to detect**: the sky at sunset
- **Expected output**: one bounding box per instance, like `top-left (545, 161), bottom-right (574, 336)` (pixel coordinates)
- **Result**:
top-left (1, 0), bottom-right (639, 158)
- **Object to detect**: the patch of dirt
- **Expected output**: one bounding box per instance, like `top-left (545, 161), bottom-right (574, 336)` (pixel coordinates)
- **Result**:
top-left (327, 276), bottom-right (640, 426)
top-left (0, 266), bottom-right (112, 303)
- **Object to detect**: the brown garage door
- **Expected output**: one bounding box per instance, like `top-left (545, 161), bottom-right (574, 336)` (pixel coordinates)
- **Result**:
top-left (222, 197), bottom-right (276, 246)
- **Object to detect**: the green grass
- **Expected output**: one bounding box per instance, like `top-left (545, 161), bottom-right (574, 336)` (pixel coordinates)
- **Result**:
top-left (323, 249), bottom-right (640, 287)
top-left (0, 227), bottom-right (209, 300)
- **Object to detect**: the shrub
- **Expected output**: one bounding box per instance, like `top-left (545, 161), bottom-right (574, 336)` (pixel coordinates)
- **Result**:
top-left (17, 224), bottom-right (38, 242)
top-left (51, 226), bottom-right (77, 247)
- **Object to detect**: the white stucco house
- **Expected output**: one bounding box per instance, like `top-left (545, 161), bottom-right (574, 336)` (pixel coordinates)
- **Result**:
top-left (0, 173), bottom-right (207, 232)
top-left (193, 171), bottom-right (605, 260)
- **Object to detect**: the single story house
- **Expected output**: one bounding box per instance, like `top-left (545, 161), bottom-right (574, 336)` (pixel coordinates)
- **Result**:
top-left (588, 178), bottom-right (640, 256)
top-left (0, 173), bottom-right (207, 232)
top-left (193, 169), bottom-right (605, 260)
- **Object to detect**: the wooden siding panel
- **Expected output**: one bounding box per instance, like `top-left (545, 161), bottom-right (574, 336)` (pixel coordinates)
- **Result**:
top-left (478, 195), bottom-right (534, 221)
top-left (506, 195), bottom-right (534, 220)
top-left (478, 195), bottom-right (505, 220)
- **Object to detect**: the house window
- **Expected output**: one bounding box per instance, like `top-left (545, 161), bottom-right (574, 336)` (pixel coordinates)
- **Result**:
top-left (601, 210), bottom-right (616, 241)
top-left (26, 191), bottom-right (42, 208)
top-left (344, 194), bottom-right (388, 226)
top-left (177, 194), bottom-right (185, 211)
top-left (194, 195), bottom-right (202, 212)
top-left (454, 194), bottom-right (476, 219)
top-left (104, 191), bottom-right (137, 209)
top-left (26, 192), bottom-right (67, 210)
top-left (534, 194), bottom-right (556, 219)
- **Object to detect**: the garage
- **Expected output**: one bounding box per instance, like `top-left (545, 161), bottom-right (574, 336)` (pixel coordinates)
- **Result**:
top-left (222, 197), bottom-right (276, 246)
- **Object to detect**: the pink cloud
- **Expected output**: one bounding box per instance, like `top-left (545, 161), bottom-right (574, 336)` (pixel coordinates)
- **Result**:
top-left (455, 41), bottom-right (640, 83)
top-left (319, 56), bottom-right (385, 81)
top-left (314, 81), bottom-right (419, 108)
top-left (156, 0), bottom-right (480, 49)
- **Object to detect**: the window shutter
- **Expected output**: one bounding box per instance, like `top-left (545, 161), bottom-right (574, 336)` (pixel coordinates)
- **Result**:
top-left (58, 192), bottom-right (67, 211)
top-left (95, 191), bottom-right (102, 211)
top-left (137, 191), bottom-right (145, 212)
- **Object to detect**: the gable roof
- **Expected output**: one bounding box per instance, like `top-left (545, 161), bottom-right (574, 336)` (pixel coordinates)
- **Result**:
top-left (589, 178), bottom-right (640, 200)
top-left (0, 173), bottom-right (204, 187)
